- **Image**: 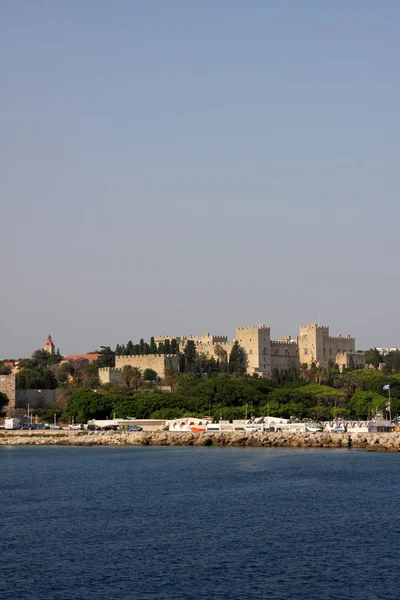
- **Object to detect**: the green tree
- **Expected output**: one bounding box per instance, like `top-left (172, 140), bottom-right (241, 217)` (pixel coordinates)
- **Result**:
top-left (228, 341), bottom-right (246, 374)
top-left (97, 346), bottom-right (115, 367)
top-left (122, 365), bottom-right (134, 388)
top-left (214, 344), bottom-right (228, 363)
top-left (184, 341), bottom-right (197, 370)
top-left (143, 368), bottom-right (158, 385)
top-left (149, 337), bottom-right (157, 354)
top-left (130, 367), bottom-right (144, 391)
top-left (125, 341), bottom-right (134, 355)
top-left (170, 339), bottom-right (179, 354)
top-left (347, 392), bottom-right (386, 419)
top-left (164, 365), bottom-right (178, 391)
top-left (164, 339), bottom-right (171, 354)
top-left (364, 348), bottom-right (382, 369)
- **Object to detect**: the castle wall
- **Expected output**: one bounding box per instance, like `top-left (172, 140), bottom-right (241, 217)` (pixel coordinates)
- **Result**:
top-left (154, 335), bottom-right (182, 346)
top-left (0, 374), bottom-right (16, 412)
top-left (15, 390), bottom-right (60, 409)
top-left (335, 352), bottom-right (365, 372)
top-left (270, 341), bottom-right (299, 372)
top-left (114, 354), bottom-right (179, 379)
top-left (99, 367), bottom-right (123, 385)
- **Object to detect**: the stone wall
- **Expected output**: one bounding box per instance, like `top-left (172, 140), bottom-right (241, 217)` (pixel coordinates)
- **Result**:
top-left (0, 375), bottom-right (60, 412)
top-left (15, 390), bottom-right (60, 409)
top-left (0, 374), bottom-right (16, 411)
top-left (114, 354), bottom-right (179, 379)
top-left (270, 341), bottom-right (299, 372)
top-left (99, 367), bottom-right (123, 385)
top-left (336, 352), bottom-right (366, 372)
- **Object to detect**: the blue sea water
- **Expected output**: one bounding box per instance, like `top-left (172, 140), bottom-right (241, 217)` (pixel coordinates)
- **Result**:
top-left (1, 446), bottom-right (400, 600)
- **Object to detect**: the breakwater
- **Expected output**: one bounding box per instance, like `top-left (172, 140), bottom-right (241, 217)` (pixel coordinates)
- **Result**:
top-left (1, 430), bottom-right (400, 451)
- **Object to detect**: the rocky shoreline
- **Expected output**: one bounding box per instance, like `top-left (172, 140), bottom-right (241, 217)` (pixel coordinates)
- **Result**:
top-left (1, 430), bottom-right (400, 452)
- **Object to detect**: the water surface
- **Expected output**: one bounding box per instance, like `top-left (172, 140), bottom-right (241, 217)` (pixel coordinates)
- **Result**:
top-left (1, 446), bottom-right (399, 600)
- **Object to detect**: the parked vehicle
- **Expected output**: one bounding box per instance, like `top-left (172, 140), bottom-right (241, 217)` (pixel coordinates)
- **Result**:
top-left (21, 425), bottom-right (35, 430)
top-left (102, 424), bottom-right (119, 431)
top-left (5, 418), bottom-right (21, 430)
top-left (87, 424), bottom-right (100, 431)
top-left (69, 424), bottom-right (84, 430)
top-left (306, 425), bottom-right (324, 433)
top-left (330, 425), bottom-right (347, 433)
top-left (49, 424), bottom-right (63, 430)
top-left (128, 425), bottom-right (143, 432)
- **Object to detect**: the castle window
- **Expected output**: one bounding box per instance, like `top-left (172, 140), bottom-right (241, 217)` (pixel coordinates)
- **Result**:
top-left (249, 349), bottom-right (253, 354)
top-left (304, 348), bottom-right (309, 355)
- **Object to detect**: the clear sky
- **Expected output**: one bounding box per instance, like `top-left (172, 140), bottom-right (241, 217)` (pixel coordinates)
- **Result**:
top-left (1, 0), bottom-right (400, 358)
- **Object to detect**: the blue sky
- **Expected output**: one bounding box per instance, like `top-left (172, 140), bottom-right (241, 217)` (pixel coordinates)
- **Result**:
top-left (1, 1), bottom-right (400, 357)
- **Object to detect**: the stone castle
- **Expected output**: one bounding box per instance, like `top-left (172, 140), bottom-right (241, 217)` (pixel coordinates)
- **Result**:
top-left (99, 323), bottom-right (365, 384)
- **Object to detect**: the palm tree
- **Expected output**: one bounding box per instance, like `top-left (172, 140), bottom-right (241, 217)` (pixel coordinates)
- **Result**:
top-left (164, 365), bottom-right (178, 391)
top-left (214, 344), bottom-right (228, 363)
top-left (299, 363), bottom-right (310, 382)
top-left (131, 367), bottom-right (144, 391)
top-left (122, 365), bottom-right (134, 387)
top-left (315, 366), bottom-right (328, 385)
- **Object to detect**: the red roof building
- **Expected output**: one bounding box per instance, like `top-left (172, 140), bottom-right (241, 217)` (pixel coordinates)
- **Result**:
top-left (64, 354), bottom-right (102, 362)
top-left (43, 334), bottom-right (56, 355)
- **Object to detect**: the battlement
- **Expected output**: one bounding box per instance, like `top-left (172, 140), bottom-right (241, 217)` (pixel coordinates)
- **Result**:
top-left (118, 354), bottom-right (178, 359)
top-left (271, 340), bottom-right (298, 346)
top-left (336, 351), bottom-right (364, 357)
top-left (236, 325), bottom-right (270, 331)
top-left (300, 324), bottom-right (329, 332)
top-left (328, 335), bottom-right (354, 342)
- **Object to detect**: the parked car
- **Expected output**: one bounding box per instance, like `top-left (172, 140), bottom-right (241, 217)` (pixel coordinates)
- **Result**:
top-left (102, 424), bottom-right (119, 431)
top-left (69, 424), bottom-right (84, 430)
top-left (49, 424), bottom-right (63, 430)
top-left (87, 424), bottom-right (100, 431)
top-left (21, 425), bottom-right (35, 430)
top-left (128, 425), bottom-right (143, 432)
top-left (330, 425), bottom-right (347, 433)
top-left (306, 425), bottom-right (324, 433)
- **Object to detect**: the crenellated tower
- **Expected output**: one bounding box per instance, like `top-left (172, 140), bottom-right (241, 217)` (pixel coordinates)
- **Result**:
top-left (235, 325), bottom-right (271, 377)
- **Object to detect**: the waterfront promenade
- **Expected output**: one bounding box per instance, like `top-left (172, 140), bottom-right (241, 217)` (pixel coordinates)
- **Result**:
top-left (2, 429), bottom-right (400, 452)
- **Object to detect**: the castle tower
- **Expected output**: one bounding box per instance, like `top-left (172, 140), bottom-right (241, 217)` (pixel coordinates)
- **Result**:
top-left (297, 325), bottom-right (329, 366)
top-left (235, 325), bottom-right (271, 377)
top-left (43, 333), bottom-right (56, 355)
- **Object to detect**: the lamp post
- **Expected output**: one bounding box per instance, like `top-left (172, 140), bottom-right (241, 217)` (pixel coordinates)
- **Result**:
top-left (54, 413), bottom-right (56, 426)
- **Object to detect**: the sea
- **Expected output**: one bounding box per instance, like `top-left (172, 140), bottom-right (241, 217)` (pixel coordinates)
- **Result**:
top-left (1, 445), bottom-right (399, 600)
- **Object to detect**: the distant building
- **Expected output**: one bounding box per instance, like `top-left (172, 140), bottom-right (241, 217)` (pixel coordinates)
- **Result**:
top-left (64, 354), bottom-right (102, 362)
top-left (376, 347), bottom-right (400, 356)
top-left (43, 334), bottom-right (56, 355)
top-left (155, 324), bottom-right (365, 378)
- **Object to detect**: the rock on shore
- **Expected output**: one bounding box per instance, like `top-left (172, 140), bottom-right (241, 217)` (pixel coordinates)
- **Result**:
top-left (1, 430), bottom-right (400, 452)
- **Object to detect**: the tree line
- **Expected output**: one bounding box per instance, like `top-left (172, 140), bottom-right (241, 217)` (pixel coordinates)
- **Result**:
top-left (38, 366), bottom-right (400, 425)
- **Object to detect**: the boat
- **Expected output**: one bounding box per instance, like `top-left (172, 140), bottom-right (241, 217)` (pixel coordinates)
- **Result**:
top-left (191, 426), bottom-right (206, 432)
